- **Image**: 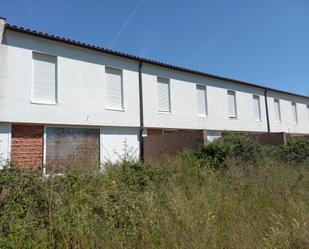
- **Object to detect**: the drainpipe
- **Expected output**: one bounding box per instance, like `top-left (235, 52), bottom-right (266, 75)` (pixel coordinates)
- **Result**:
top-left (264, 89), bottom-right (270, 133)
top-left (138, 61), bottom-right (144, 162)
top-left (0, 16), bottom-right (6, 44)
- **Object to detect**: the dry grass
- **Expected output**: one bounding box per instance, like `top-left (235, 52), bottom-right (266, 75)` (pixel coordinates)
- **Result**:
top-left (0, 157), bottom-right (308, 249)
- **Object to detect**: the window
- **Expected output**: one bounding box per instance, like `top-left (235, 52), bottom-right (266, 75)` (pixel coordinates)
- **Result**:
top-left (291, 102), bottom-right (298, 123)
top-left (253, 95), bottom-right (261, 121)
top-left (274, 99), bottom-right (281, 122)
top-left (227, 90), bottom-right (237, 118)
top-left (307, 105), bottom-right (309, 121)
top-left (157, 77), bottom-right (171, 112)
top-left (196, 85), bottom-right (207, 116)
top-left (32, 52), bottom-right (57, 104)
top-left (105, 67), bottom-right (123, 110)
top-left (45, 127), bottom-right (100, 174)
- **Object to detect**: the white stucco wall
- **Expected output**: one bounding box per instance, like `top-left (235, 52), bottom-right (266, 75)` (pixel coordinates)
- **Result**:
top-left (100, 127), bottom-right (139, 164)
top-left (267, 91), bottom-right (309, 134)
top-left (142, 64), bottom-right (269, 132)
top-left (0, 123), bottom-right (11, 167)
top-left (0, 30), bottom-right (308, 134)
top-left (0, 31), bottom-right (140, 127)
top-left (141, 64), bottom-right (309, 134)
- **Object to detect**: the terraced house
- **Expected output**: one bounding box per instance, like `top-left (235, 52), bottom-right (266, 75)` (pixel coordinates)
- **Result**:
top-left (0, 17), bottom-right (308, 172)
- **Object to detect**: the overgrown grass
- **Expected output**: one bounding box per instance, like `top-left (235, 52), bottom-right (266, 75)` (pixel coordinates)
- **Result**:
top-left (0, 136), bottom-right (309, 248)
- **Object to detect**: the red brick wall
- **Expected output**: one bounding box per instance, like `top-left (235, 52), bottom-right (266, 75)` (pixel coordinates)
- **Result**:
top-left (223, 132), bottom-right (287, 146)
top-left (11, 124), bottom-right (44, 169)
top-left (144, 130), bottom-right (206, 163)
top-left (250, 132), bottom-right (286, 146)
top-left (147, 128), bottom-right (163, 136)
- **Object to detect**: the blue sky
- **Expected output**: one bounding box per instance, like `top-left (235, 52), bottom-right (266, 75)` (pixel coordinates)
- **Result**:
top-left (1, 0), bottom-right (309, 96)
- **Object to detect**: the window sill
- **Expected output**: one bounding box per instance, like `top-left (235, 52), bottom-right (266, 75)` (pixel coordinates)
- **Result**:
top-left (105, 107), bottom-right (125, 112)
top-left (229, 117), bottom-right (238, 120)
top-left (158, 111), bottom-right (172, 115)
top-left (31, 101), bottom-right (58, 106)
top-left (255, 119), bottom-right (262, 122)
top-left (198, 114), bottom-right (207, 118)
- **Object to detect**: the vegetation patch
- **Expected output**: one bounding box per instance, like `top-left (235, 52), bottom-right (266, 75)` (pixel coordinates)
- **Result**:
top-left (0, 135), bottom-right (309, 249)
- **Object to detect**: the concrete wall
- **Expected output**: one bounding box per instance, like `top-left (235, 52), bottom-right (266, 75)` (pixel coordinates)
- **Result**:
top-left (0, 31), bottom-right (140, 127)
top-left (142, 64), bottom-right (269, 132)
top-left (0, 30), bottom-right (308, 135)
top-left (0, 123), bottom-right (11, 167)
top-left (267, 91), bottom-right (309, 134)
top-left (100, 127), bottom-right (139, 164)
top-left (142, 64), bottom-right (309, 134)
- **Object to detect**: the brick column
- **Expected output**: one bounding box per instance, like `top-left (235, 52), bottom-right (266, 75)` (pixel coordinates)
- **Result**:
top-left (11, 124), bottom-right (44, 169)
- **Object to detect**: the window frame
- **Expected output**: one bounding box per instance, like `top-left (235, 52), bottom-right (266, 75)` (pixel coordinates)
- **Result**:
top-left (43, 125), bottom-right (101, 176)
top-left (157, 77), bottom-right (171, 113)
top-left (252, 95), bottom-right (262, 121)
top-left (291, 101), bottom-right (298, 124)
top-left (31, 51), bottom-right (58, 105)
top-left (105, 66), bottom-right (124, 111)
top-left (227, 90), bottom-right (237, 119)
top-left (274, 98), bottom-right (281, 122)
top-left (196, 84), bottom-right (208, 117)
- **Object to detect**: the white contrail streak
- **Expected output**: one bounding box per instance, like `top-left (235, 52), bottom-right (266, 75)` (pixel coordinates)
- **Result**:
top-left (109, 0), bottom-right (145, 48)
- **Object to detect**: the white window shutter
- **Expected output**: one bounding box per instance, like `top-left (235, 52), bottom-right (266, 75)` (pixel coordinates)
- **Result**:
top-left (274, 99), bottom-right (281, 122)
top-left (196, 85), bottom-right (207, 115)
top-left (228, 90), bottom-right (237, 118)
top-left (292, 102), bottom-right (298, 123)
top-left (105, 67), bottom-right (123, 109)
top-left (32, 52), bottom-right (57, 103)
top-left (253, 95), bottom-right (261, 121)
top-left (157, 77), bottom-right (170, 112)
top-left (307, 105), bottom-right (309, 121)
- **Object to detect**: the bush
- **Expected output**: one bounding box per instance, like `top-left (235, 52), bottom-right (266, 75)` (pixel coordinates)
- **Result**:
top-left (197, 134), bottom-right (309, 168)
top-left (221, 133), bottom-right (262, 163)
top-left (0, 162), bottom-right (172, 249)
top-left (1, 134), bottom-right (309, 248)
top-left (0, 157), bottom-right (309, 248)
top-left (198, 139), bottom-right (231, 169)
top-left (197, 133), bottom-right (262, 169)
top-left (270, 138), bottom-right (309, 164)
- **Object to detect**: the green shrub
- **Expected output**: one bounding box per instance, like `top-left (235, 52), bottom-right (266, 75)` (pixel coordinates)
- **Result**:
top-left (197, 133), bottom-right (262, 169)
top-left (221, 133), bottom-right (262, 163)
top-left (198, 140), bottom-right (231, 169)
top-left (270, 138), bottom-right (309, 164)
top-left (1, 136), bottom-right (309, 248)
top-left (0, 159), bottom-right (309, 248)
top-left (197, 134), bottom-right (309, 167)
top-left (105, 160), bottom-right (171, 192)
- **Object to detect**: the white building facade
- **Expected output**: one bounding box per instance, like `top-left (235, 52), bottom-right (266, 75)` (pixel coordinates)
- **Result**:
top-left (0, 18), bottom-right (308, 170)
